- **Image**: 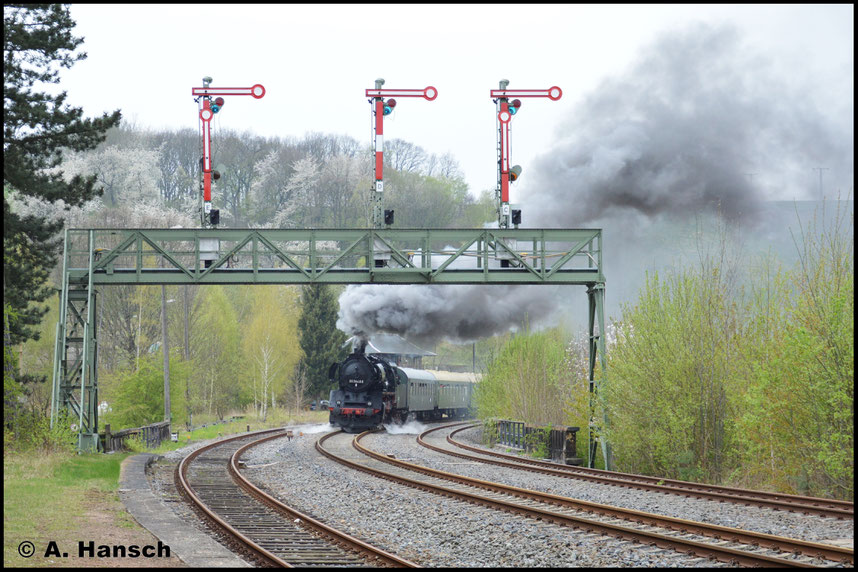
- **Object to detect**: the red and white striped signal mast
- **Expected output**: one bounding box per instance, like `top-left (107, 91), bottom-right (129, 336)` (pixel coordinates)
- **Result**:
top-left (491, 79), bottom-right (562, 229)
top-left (192, 77), bottom-right (265, 227)
top-left (366, 78), bottom-right (437, 229)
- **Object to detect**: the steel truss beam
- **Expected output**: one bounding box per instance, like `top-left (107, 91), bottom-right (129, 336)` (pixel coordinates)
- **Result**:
top-left (51, 227), bottom-right (608, 461)
top-left (60, 228), bottom-right (604, 285)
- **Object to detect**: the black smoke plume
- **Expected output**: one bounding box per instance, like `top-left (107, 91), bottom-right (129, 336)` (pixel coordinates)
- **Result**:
top-left (524, 23), bottom-right (852, 227)
top-left (337, 284), bottom-right (558, 346)
top-left (338, 23), bottom-right (853, 344)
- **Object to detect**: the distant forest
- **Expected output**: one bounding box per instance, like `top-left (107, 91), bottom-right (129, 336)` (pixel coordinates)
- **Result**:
top-left (20, 122), bottom-right (497, 230)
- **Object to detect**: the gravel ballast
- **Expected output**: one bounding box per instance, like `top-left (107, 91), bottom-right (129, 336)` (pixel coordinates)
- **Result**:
top-left (234, 422), bottom-right (853, 567)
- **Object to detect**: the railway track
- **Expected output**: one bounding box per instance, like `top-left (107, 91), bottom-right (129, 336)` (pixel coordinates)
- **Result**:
top-left (435, 422), bottom-right (853, 520)
top-left (317, 427), bottom-right (853, 567)
top-left (175, 428), bottom-right (417, 568)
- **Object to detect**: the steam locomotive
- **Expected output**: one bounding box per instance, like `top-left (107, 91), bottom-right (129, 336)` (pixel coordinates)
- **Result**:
top-left (328, 342), bottom-right (476, 433)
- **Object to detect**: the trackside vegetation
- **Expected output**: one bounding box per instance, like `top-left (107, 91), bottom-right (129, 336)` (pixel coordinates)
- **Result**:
top-left (477, 203), bottom-right (853, 500)
top-left (474, 327), bottom-right (590, 453)
top-left (603, 204), bottom-right (852, 499)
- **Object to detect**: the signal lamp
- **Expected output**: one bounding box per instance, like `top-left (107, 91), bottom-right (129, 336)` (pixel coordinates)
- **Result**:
top-left (384, 209), bottom-right (395, 225)
top-left (212, 170), bottom-right (221, 181)
top-left (383, 98), bottom-right (397, 116)
top-left (211, 97), bottom-right (225, 113)
top-left (512, 209), bottom-right (522, 225)
top-left (509, 99), bottom-right (522, 115)
top-left (510, 165), bottom-right (522, 181)
top-left (209, 209), bottom-right (220, 225)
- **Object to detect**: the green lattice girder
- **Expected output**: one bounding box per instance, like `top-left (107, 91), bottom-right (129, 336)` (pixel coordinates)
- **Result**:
top-left (62, 228), bottom-right (604, 285)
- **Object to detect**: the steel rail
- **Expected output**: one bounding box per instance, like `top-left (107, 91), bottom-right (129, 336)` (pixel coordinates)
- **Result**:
top-left (316, 430), bottom-right (828, 567)
top-left (231, 433), bottom-right (418, 568)
top-left (177, 428), bottom-right (416, 567)
top-left (441, 423), bottom-right (853, 518)
top-left (176, 428), bottom-right (293, 567)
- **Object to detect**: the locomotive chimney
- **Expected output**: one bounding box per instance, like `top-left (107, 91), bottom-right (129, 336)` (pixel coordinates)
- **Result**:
top-left (354, 336), bottom-right (368, 355)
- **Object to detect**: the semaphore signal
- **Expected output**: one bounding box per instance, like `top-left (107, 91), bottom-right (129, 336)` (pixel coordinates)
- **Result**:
top-left (192, 77), bottom-right (265, 227)
top-left (366, 78), bottom-right (437, 229)
top-left (491, 80), bottom-right (562, 229)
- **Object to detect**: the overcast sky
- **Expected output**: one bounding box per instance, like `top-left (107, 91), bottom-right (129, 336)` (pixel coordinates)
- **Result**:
top-left (60, 4), bottom-right (852, 201)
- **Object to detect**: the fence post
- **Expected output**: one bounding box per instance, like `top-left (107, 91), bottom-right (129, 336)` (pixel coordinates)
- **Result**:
top-left (565, 426), bottom-right (582, 466)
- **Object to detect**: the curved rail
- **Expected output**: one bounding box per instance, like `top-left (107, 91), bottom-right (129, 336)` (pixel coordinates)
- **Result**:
top-left (230, 434), bottom-right (417, 567)
top-left (176, 428), bottom-right (290, 566)
top-left (439, 423), bottom-right (853, 519)
top-left (317, 428), bottom-right (851, 567)
top-left (176, 428), bottom-right (417, 567)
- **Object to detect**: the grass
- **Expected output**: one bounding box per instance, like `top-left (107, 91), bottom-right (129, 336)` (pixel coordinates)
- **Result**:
top-left (3, 449), bottom-right (131, 567)
top-left (114, 409), bottom-right (329, 455)
top-left (4, 408), bottom-right (330, 567)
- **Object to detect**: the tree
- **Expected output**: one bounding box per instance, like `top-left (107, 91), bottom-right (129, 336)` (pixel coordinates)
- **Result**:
top-left (297, 284), bottom-right (347, 402)
top-left (475, 327), bottom-right (579, 427)
top-left (242, 286), bottom-right (301, 421)
top-left (62, 144), bottom-right (161, 207)
top-left (735, 202), bottom-right (853, 498)
top-left (4, 4), bottom-right (122, 344)
top-left (191, 286), bottom-right (245, 419)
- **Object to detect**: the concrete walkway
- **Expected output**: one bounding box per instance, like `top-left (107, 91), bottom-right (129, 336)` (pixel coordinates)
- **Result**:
top-left (118, 453), bottom-right (250, 567)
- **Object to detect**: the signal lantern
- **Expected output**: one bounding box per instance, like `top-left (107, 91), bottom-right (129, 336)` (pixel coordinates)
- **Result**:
top-left (383, 98), bottom-right (397, 116)
top-left (510, 165), bottom-right (522, 181)
top-left (211, 97), bottom-right (225, 113)
top-left (509, 99), bottom-right (522, 115)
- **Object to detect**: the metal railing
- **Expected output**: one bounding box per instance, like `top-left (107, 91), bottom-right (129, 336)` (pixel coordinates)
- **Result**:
top-left (100, 421), bottom-right (171, 452)
top-left (492, 419), bottom-right (582, 465)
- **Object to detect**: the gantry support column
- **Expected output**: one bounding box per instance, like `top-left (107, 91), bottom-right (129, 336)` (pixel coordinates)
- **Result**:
top-left (587, 282), bottom-right (612, 470)
top-left (51, 229), bottom-right (100, 451)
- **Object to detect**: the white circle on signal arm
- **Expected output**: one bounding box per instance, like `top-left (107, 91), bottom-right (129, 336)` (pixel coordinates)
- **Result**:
top-left (253, 86), bottom-right (263, 96)
top-left (201, 109), bottom-right (213, 120)
top-left (425, 87), bottom-right (437, 99)
top-left (499, 111), bottom-right (511, 122)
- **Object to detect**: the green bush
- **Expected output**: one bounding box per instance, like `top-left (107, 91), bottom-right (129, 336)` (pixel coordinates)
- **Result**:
top-left (601, 204), bottom-right (852, 499)
top-left (475, 327), bottom-right (580, 426)
top-left (4, 408), bottom-right (77, 454)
